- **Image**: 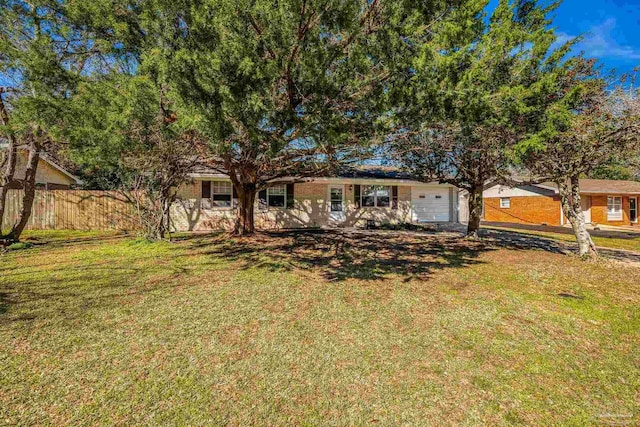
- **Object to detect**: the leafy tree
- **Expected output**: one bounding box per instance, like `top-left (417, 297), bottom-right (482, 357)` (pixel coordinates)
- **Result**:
top-left (66, 75), bottom-right (205, 240)
top-left (0, 1), bottom-right (76, 241)
top-left (392, 0), bottom-right (570, 237)
top-left (134, 0), bottom-right (449, 235)
top-left (516, 60), bottom-right (640, 257)
top-left (590, 162), bottom-right (637, 181)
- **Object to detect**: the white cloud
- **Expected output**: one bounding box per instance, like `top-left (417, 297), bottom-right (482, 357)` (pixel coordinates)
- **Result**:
top-left (578, 18), bottom-right (640, 60)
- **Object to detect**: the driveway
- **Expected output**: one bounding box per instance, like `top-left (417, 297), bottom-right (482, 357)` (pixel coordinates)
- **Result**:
top-left (480, 222), bottom-right (640, 263)
top-left (482, 221), bottom-right (640, 240)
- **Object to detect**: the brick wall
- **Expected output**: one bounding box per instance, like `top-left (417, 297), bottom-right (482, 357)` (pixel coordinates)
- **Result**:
top-left (590, 195), bottom-right (638, 226)
top-left (484, 195), bottom-right (562, 226)
top-left (171, 180), bottom-right (416, 231)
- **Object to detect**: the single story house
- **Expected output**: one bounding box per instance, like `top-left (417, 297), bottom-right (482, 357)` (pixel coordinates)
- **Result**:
top-left (2, 148), bottom-right (81, 190)
top-left (483, 179), bottom-right (640, 227)
top-left (170, 166), bottom-right (462, 231)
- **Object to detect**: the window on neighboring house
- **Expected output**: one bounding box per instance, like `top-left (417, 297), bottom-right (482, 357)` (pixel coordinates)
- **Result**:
top-left (500, 197), bottom-right (511, 208)
top-left (607, 196), bottom-right (622, 221)
top-left (267, 185), bottom-right (286, 207)
top-left (212, 181), bottom-right (232, 207)
top-left (202, 180), bottom-right (233, 209)
top-left (361, 185), bottom-right (391, 207)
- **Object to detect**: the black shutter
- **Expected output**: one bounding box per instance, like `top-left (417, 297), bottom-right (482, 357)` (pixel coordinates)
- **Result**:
top-left (201, 180), bottom-right (211, 198)
top-left (258, 189), bottom-right (267, 209)
top-left (354, 185), bottom-right (361, 209)
top-left (286, 183), bottom-right (295, 209)
top-left (232, 185), bottom-right (238, 209)
top-left (392, 186), bottom-right (399, 210)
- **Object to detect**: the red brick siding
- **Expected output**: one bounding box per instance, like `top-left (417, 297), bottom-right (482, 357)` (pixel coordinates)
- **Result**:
top-left (590, 195), bottom-right (638, 226)
top-left (484, 196), bottom-right (562, 226)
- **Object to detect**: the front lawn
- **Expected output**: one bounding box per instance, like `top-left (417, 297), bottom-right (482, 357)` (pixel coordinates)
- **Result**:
top-left (1, 230), bottom-right (638, 425)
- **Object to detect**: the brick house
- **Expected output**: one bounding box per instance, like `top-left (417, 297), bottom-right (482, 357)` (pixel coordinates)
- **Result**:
top-left (170, 166), bottom-right (462, 231)
top-left (483, 179), bottom-right (640, 227)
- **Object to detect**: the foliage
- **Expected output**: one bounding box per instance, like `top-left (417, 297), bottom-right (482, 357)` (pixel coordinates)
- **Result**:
top-left (590, 162), bottom-right (637, 181)
top-left (392, 0), bottom-right (571, 236)
top-left (120, 118), bottom-right (203, 240)
top-left (0, 0), bottom-right (102, 240)
top-left (123, 0), bottom-right (458, 234)
top-left (515, 61), bottom-right (640, 257)
top-left (65, 75), bottom-right (205, 239)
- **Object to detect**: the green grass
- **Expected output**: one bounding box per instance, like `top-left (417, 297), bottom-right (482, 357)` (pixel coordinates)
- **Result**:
top-left (485, 225), bottom-right (640, 252)
top-left (1, 230), bottom-right (639, 425)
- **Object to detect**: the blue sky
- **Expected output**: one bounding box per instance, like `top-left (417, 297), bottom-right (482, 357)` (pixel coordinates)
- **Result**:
top-left (554, 0), bottom-right (640, 78)
top-left (490, 0), bottom-right (640, 79)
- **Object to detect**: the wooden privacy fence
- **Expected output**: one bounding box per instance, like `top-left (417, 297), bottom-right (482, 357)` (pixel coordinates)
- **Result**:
top-left (2, 190), bottom-right (141, 231)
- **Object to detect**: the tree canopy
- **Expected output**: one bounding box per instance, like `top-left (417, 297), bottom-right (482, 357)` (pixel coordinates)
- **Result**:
top-left (390, 0), bottom-right (573, 236)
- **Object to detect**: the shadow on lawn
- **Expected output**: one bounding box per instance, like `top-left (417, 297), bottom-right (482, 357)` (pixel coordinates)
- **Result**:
top-left (198, 229), bottom-right (505, 282)
top-left (481, 228), bottom-right (640, 263)
top-left (0, 292), bottom-right (10, 315)
top-left (194, 226), bottom-right (612, 282)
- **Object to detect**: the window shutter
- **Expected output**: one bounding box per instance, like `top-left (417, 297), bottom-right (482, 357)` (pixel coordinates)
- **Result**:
top-left (392, 186), bottom-right (399, 210)
top-left (286, 183), bottom-right (295, 209)
top-left (354, 185), bottom-right (361, 209)
top-left (201, 180), bottom-right (211, 198)
top-left (232, 185), bottom-right (238, 209)
top-left (258, 189), bottom-right (267, 209)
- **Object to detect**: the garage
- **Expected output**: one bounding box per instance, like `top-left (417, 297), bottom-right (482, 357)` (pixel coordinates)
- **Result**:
top-left (412, 186), bottom-right (451, 222)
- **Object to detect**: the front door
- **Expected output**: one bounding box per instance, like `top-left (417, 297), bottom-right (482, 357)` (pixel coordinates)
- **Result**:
top-left (329, 185), bottom-right (345, 223)
top-left (630, 197), bottom-right (637, 223)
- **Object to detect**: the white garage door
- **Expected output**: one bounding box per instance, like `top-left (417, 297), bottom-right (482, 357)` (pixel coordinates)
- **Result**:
top-left (412, 187), bottom-right (450, 222)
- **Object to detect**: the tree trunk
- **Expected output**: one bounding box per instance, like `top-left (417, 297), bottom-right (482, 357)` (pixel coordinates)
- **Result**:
top-left (558, 176), bottom-right (597, 258)
top-left (0, 91), bottom-right (17, 235)
top-left (234, 185), bottom-right (256, 236)
top-left (6, 135), bottom-right (41, 242)
top-left (467, 185), bottom-right (483, 238)
top-left (0, 141), bottom-right (17, 235)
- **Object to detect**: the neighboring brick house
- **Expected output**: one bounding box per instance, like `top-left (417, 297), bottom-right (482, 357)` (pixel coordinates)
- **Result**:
top-left (483, 179), bottom-right (640, 227)
top-left (170, 166), bottom-right (462, 231)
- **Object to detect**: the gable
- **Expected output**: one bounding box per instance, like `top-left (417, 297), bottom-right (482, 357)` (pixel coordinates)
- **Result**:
top-left (12, 151), bottom-right (78, 186)
top-left (484, 184), bottom-right (557, 198)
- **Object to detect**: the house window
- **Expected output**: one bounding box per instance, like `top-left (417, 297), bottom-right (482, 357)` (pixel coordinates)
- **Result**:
top-left (361, 185), bottom-right (391, 207)
top-left (500, 197), bottom-right (511, 208)
top-left (267, 185), bottom-right (286, 208)
top-left (607, 196), bottom-right (622, 221)
top-left (212, 181), bottom-right (232, 208)
top-left (330, 187), bottom-right (343, 212)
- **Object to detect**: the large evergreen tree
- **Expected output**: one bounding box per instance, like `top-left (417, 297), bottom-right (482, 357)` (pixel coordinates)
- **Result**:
top-left (45, 0), bottom-right (459, 236)
top-left (0, 0), bottom-right (86, 240)
top-left (138, 0), bottom-right (449, 235)
top-left (516, 60), bottom-right (640, 257)
top-left (392, 0), bottom-right (572, 237)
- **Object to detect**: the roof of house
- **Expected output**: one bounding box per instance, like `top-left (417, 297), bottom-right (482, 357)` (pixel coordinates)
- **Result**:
top-left (578, 179), bottom-right (640, 194)
top-left (491, 178), bottom-right (640, 195)
top-left (189, 164), bottom-right (435, 184)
